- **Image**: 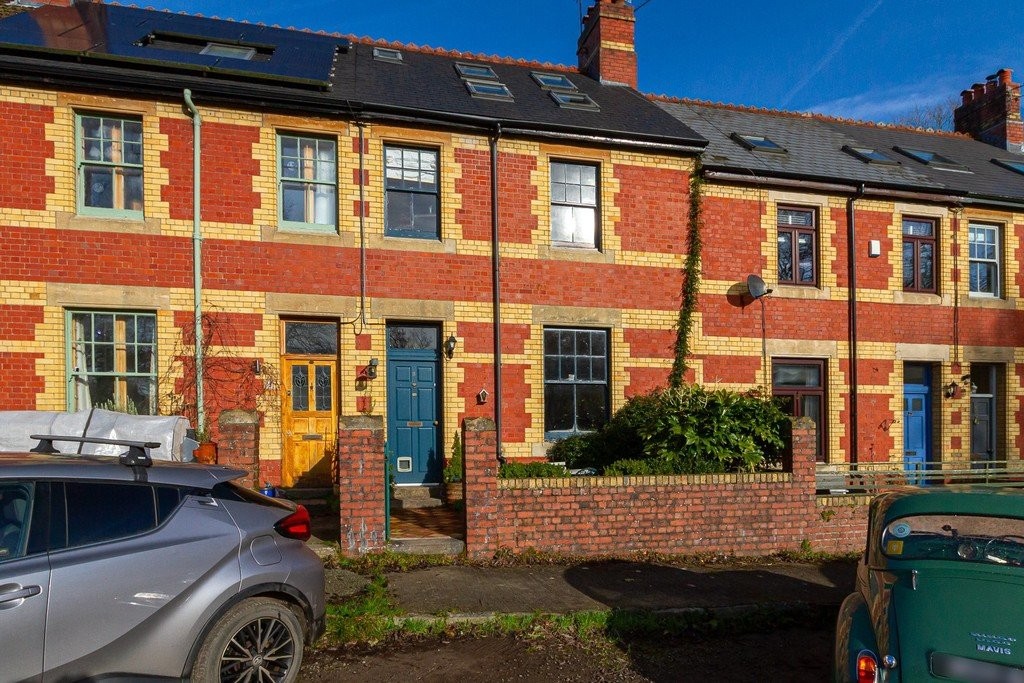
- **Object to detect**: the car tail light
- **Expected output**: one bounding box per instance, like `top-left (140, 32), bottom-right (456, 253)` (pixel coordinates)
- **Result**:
top-left (857, 651), bottom-right (878, 683)
top-left (274, 505), bottom-right (311, 542)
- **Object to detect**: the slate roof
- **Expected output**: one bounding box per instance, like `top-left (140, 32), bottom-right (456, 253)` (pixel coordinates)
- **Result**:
top-left (657, 98), bottom-right (1024, 205)
top-left (0, 2), bottom-right (704, 150)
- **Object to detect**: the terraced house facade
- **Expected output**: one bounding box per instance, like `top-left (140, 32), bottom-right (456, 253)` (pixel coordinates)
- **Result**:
top-left (2, 0), bottom-right (1024, 491)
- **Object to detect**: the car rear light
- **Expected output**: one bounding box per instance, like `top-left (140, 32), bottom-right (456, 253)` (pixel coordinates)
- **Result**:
top-left (857, 651), bottom-right (878, 683)
top-left (274, 505), bottom-right (311, 542)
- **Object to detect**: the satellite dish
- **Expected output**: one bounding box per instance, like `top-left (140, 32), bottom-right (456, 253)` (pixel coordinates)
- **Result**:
top-left (746, 274), bottom-right (769, 299)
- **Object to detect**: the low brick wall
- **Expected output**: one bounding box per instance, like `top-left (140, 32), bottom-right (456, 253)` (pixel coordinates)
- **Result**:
top-left (463, 416), bottom-right (870, 559)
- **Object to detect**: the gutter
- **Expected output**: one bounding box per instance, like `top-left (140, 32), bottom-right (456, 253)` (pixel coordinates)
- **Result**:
top-left (0, 57), bottom-right (707, 156)
top-left (847, 184), bottom-right (865, 465)
top-left (183, 89), bottom-right (205, 434)
top-left (703, 170), bottom-right (1024, 211)
top-left (490, 124), bottom-right (505, 464)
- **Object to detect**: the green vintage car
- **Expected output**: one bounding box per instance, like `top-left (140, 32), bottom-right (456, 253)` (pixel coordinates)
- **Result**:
top-left (835, 487), bottom-right (1024, 682)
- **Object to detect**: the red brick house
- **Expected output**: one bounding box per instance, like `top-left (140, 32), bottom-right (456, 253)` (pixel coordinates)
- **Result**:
top-left (1, 0), bottom-right (1024, 503)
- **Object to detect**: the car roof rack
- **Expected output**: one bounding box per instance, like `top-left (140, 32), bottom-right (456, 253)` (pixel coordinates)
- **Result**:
top-left (30, 434), bottom-right (159, 468)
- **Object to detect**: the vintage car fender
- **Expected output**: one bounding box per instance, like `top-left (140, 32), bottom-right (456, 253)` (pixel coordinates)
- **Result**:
top-left (834, 589), bottom-right (889, 682)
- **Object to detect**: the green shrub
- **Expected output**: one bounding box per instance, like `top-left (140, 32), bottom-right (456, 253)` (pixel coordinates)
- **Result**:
top-left (443, 432), bottom-right (463, 483)
top-left (550, 385), bottom-right (787, 476)
top-left (499, 461), bottom-right (570, 479)
top-left (546, 432), bottom-right (598, 469)
top-left (638, 385), bottom-right (787, 473)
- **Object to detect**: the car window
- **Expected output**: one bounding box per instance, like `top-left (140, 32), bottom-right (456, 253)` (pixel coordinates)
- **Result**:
top-left (882, 513), bottom-right (1024, 566)
top-left (0, 482), bottom-right (34, 562)
top-left (65, 482), bottom-right (158, 547)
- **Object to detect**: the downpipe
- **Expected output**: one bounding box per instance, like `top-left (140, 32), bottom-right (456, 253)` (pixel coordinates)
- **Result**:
top-left (183, 89), bottom-right (205, 433)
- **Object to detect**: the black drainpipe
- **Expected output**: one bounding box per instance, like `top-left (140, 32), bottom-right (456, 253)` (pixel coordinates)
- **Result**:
top-left (847, 184), bottom-right (865, 465)
top-left (490, 124), bottom-right (505, 463)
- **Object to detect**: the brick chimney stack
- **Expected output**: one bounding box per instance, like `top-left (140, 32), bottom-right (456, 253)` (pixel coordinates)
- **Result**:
top-left (577, 0), bottom-right (637, 89)
top-left (954, 68), bottom-right (1024, 152)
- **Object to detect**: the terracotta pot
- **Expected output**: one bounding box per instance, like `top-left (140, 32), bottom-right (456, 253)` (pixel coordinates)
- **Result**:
top-left (194, 442), bottom-right (218, 464)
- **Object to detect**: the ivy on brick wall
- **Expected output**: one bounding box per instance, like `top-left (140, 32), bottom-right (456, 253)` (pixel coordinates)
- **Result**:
top-left (669, 161), bottom-right (703, 388)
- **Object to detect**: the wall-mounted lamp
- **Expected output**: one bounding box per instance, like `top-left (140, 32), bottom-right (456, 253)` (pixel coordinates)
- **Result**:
top-left (944, 373), bottom-right (975, 399)
top-left (443, 334), bottom-right (458, 359)
top-left (251, 359), bottom-right (262, 375)
top-left (477, 388), bottom-right (489, 404)
top-left (362, 357), bottom-right (379, 381)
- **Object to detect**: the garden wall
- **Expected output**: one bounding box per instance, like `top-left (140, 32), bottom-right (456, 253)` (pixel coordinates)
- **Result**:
top-left (462, 416), bottom-right (869, 559)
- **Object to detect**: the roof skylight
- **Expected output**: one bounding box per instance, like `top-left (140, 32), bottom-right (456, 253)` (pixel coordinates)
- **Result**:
top-left (532, 72), bottom-right (577, 91)
top-left (993, 158), bottom-right (1024, 175)
top-left (373, 47), bottom-right (403, 63)
top-left (550, 91), bottom-right (599, 111)
top-left (894, 147), bottom-right (968, 172)
top-left (456, 63), bottom-right (498, 80)
top-left (200, 42), bottom-right (256, 60)
top-left (842, 145), bottom-right (897, 165)
top-left (731, 133), bottom-right (786, 154)
top-left (465, 79), bottom-right (513, 101)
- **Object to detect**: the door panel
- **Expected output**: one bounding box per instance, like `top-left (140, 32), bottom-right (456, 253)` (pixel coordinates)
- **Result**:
top-left (44, 495), bottom-right (240, 677)
top-left (971, 396), bottom-right (994, 463)
top-left (282, 358), bottom-right (337, 487)
top-left (0, 556), bottom-right (48, 681)
top-left (903, 365), bottom-right (931, 484)
top-left (387, 358), bottom-right (440, 485)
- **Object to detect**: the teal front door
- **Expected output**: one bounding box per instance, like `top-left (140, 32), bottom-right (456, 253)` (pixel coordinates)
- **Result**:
top-left (903, 364), bottom-right (931, 485)
top-left (386, 325), bottom-right (441, 486)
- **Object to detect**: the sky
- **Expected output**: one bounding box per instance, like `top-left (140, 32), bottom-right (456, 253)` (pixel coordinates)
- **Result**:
top-left (141, 0), bottom-right (1022, 125)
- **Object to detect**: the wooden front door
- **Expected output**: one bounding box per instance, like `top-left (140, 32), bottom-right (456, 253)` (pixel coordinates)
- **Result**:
top-left (281, 357), bottom-right (337, 487)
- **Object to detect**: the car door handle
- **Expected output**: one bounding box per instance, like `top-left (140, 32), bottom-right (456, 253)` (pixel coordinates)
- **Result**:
top-left (0, 585), bottom-right (41, 604)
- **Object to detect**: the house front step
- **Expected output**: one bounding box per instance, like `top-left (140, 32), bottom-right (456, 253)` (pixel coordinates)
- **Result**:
top-left (388, 536), bottom-right (465, 556)
top-left (391, 485), bottom-right (444, 509)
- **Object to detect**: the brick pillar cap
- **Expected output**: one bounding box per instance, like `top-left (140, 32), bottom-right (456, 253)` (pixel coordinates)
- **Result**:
top-left (791, 416), bottom-right (815, 430)
top-left (464, 417), bottom-right (496, 432)
top-left (339, 414), bottom-right (384, 430)
top-left (219, 409), bottom-right (258, 426)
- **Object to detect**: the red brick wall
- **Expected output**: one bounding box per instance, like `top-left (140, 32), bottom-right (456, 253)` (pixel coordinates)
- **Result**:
top-left (217, 409), bottom-right (259, 488)
top-left (614, 165), bottom-right (689, 254)
top-left (336, 415), bottom-right (387, 555)
top-left (463, 417), bottom-right (870, 558)
top-left (161, 119), bottom-right (261, 223)
top-left (0, 353), bottom-right (44, 409)
top-left (0, 102), bottom-right (54, 210)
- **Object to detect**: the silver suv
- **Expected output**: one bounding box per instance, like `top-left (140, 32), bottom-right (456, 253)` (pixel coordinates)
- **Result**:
top-left (0, 435), bottom-right (325, 682)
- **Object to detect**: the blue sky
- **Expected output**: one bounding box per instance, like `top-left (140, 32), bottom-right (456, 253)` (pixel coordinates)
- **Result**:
top-left (144, 0), bottom-right (1021, 124)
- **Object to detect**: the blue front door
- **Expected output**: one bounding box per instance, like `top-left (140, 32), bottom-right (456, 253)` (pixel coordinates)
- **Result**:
top-left (386, 325), bottom-right (441, 485)
top-left (903, 364), bottom-right (931, 484)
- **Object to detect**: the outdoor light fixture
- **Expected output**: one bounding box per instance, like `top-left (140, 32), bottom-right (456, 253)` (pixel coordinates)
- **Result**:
top-left (444, 334), bottom-right (458, 359)
top-left (364, 358), bottom-right (379, 380)
top-left (477, 388), bottom-right (489, 404)
top-left (251, 359), bottom-right (262, 375)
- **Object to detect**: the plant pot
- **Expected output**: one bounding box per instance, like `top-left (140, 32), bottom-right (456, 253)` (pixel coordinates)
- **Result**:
top-left (194, 442), bottom-right (218, 464)
top-left (444, 480), bottom-right (463, 504)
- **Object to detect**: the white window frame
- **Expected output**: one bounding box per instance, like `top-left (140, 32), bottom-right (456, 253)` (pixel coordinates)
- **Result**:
top-left (968, 222), bottom-right (1001, 297)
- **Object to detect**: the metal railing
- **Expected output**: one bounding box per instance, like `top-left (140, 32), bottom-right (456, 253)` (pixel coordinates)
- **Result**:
top-left (816, 460), bottom-right (1024, 495)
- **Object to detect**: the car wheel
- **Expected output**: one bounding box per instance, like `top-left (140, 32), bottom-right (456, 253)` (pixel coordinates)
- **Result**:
top-left (192, 597), bottom-right (305, 682)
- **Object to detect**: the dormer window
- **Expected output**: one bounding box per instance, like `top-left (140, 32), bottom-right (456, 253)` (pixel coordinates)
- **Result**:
top-left (993, 158), bottom-right (1024, 175)
top-left (731, 133), bottom-right (786, 153)
top-left (843, 145), bottom-right (897, 165)
top-left (550, 91), bottom-right (599, 111)
top-left (532, 72), bottom-right (577, 91)
top-left (373, 47), bottom-right (403, 63)
top-left (200, 42), bottom-right (256, 60)
top-left (894, 147), bottom-right (968, 172)
top-left (455, 63), bottom-right (498, 80)
top-left (465, 79), bottom-right (513, 101)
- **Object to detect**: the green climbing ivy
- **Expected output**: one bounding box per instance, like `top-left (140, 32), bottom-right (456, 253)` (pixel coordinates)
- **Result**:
top-left (669, 160), bottom-right (703, 388)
